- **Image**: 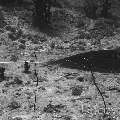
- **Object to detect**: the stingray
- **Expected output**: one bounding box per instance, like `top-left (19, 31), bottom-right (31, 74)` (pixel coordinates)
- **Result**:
top-left (42, 49), bottom-right (120, 73)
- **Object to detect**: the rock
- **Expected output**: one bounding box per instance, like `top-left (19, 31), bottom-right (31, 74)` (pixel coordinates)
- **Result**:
top-left (71, 85), bottom-right (83, 96)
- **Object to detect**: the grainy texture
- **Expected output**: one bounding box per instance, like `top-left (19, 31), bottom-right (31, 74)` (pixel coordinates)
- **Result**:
top-left (0, 0), bottom-right (120, 120)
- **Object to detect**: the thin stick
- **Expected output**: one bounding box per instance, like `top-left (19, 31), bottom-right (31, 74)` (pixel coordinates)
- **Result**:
top-left (33, 52), bottom-right (39, 112)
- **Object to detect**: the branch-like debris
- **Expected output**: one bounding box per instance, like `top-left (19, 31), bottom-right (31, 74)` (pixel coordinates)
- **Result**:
top-left (23, 61), bottom-right (30, 73)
